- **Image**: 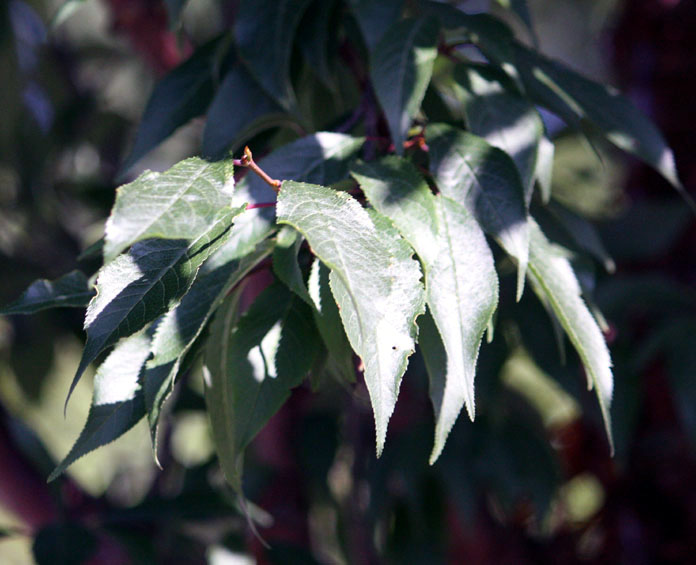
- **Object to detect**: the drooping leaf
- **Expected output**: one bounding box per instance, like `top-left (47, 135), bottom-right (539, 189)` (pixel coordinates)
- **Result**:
top-left (144, 240), bottom-right (273, 452)
top-left (307, 259), bottom-right (355, 384)
top-left (201, 62), bottom-right (290, 159)
top-left (277, 181), bottom-right (425, 454)
top-left (228, 132), bottom-right (365, 259)
top-left (119, 39), bottom-right (224, 175)
top-left (48, 331), bottom-right (151, 481)
top-left (1, 270), bottom-right (93, 315)
top-left (352, 157), bottom-right (498, 462)
top-left (427, 123), bottom-right (529, 298)
top-left (453, 64), bottom-right (543, 204)
top-left (70, 205), bottom-right (245, 409)
top-left (203, 283), bottom-right (320, 490)
top-left (234, 0), bottom-right (314, 110)
top-left (273, 226), bottom-right (313, 307)
top-left (371, 17), bottom-right (439, 155)
top-left (348, 0), bottom-right (404, 50)
top-left (513, 44), bottom-right (684, 190)
top-left (527, 219), bottom-right (614, 453)
top-left (105, 157), bottom-right (235, 263)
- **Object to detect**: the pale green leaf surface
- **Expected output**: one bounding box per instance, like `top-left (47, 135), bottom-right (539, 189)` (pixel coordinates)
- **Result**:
top-left (234, 0), bottom-right (314, 110)
top-left (49, 331), bottom-right (151, 481)
top-left (535, 135), bottom-right (555, 203)
top-left (527, 220), bottom-right (614, 452)
top-left (105, 157), bottom-right (235, 263)
top-left (427, 123), bottom-right (529, 298)
top-left (1, 270), bottom-right (93, 315)
top-left (203, 284), bottom-right (319, 490)
top-left (229, 132), bottom-right (365, 257)
top-left (454, 64), bottom-right (543, 204)
top-left (371, 17), bottom-right (439, 155)
top-left (120, 40), bottom-right (221, 175)
top-left (352, 158), bottom-right (498, 462)
top-left (70, 206), bottom-right (244, 409)
top-left (277, 182), bottom-right (425, 454)
top-left (144, 241), bottom-right (273, 449)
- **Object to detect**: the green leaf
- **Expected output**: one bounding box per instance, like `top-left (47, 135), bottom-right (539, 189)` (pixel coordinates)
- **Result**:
top-left (427, 123), bottom-right (529, 299)
top-left (1, 270), bottom-right (93, 315)
top-left (371, 17), bottom-right (439, 155)
top-left (203, 283), bottom-right (320, 490)
top-left (201, 63), bottom-right (290, 159)
top-left (144, 240), bottom-right (273, 451)
top-left (273, 226), bottom-right (313, 306)
top-left (105, 157), bottom-right (235, 263)
top-left (535, 135), bottom-right (555, 203)
top-left (348, 0), bottom-right (404, 50)
top-left (234, 0), bottom-right (314, 110)
top-left (307, 259), bottom-right (355, 384)
top-left (50, 0), bottom-right (87, 29)
top-left (229, 132), bottom-right (365, 259)
top-left (70, 205), bottom-right (245, 410)
top-left (352, 157), bottom-right (498, 462)
top-left (513, 44), bottom-right (683, 190)
top-left (119, 39), bottom-right (223, 175)
top-left (48, 331), bottom-right (150, 481)
top-left (277, 181), bottom-right (425, 454)
top-left (453, 64), bottom-right (544, 204)
top-left (527, 220), bottom-right (614, 453)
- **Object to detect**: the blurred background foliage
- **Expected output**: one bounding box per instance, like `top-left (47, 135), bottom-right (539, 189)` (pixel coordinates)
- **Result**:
top-left (0, 0), bottom-right (695, 563)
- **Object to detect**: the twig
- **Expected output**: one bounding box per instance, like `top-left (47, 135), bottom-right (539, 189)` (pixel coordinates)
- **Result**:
top-left (234, 146), bottom-right (281, 192)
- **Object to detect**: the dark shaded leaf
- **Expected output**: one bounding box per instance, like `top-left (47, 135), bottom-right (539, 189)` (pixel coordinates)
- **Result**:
top-left (234, 0), bottom-right (314, 110)
top-left (371, 17), bottom-right (439, 154)
top-left (348, 0), bottom-right (404, 50)
top-left (1, 270), bottom-right (93, 315)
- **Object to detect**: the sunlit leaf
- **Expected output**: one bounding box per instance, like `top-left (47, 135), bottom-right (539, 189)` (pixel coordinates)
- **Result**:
top-left (371, 17), bottom-right (439, 154)
top-left (427, 123), bottom-right (529, 299)
top-left (1, 270), bottom-right (93, 315)
top-left (277, 181), bottom-right (425, 454)
top-left (453, 64), bottom-right (543, 204)
top-left (105, 157), bottom-right (235, 263)
top-left (70, 205), bottom-right (245, 410)
top-left (352, 157), bottom-right (498, 462)
top-left (527, 219), bottom-right (614, 453)
top-left (48, 331), bottom-right (151, 481)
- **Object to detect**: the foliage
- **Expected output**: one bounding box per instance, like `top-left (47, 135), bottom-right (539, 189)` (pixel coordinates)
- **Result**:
top-left (1, 0), bottom-right (693, 562)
